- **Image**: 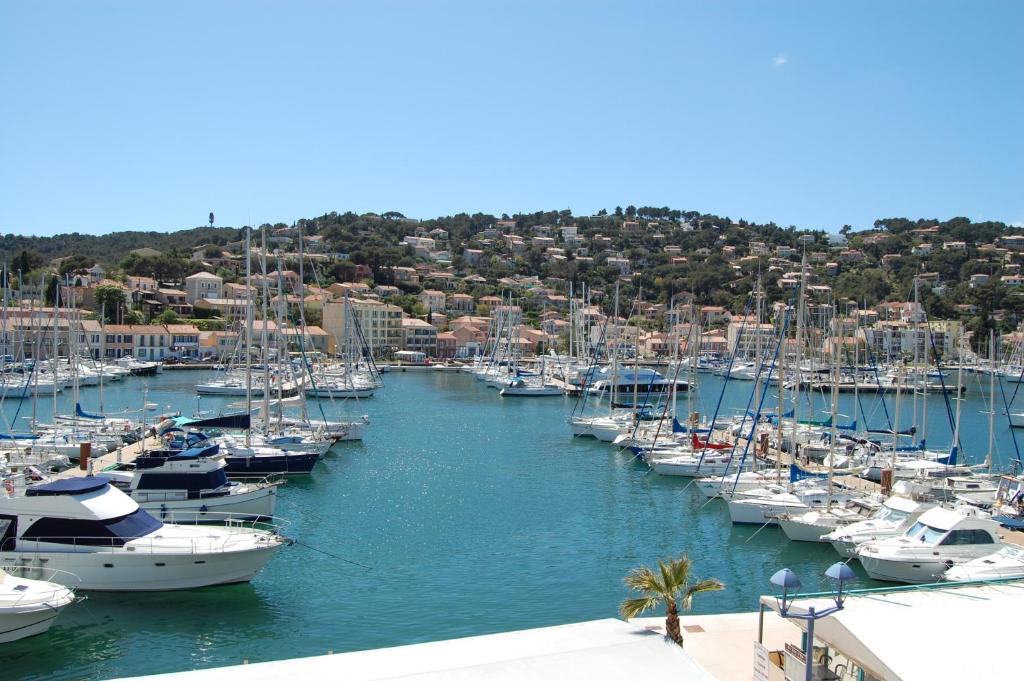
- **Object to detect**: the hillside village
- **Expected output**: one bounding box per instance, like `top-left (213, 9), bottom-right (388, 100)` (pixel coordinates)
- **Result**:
top-left (2, 209), bottom-right (1022, 363)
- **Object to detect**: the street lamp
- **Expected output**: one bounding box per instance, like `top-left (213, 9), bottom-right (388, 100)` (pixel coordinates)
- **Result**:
top-left (769, 562), bottom-right (856, 681)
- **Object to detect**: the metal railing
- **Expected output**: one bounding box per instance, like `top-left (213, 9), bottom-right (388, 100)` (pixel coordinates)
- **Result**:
top-left (0, 565), bottom-right (81, 607)
top-left (12, 517), bottom-right (289, 556)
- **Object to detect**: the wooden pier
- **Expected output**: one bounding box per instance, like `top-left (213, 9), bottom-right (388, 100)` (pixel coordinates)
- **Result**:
top-left (56, 435), bottom-right (163, 479)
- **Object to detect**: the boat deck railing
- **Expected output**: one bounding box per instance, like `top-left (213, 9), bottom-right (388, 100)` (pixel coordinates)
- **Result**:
top-left (12, 515), bottom-right (289, 554)
top-left (149, 509), bottom-right (288, 530)
top-left (0, 565), bottom-right (81, 604)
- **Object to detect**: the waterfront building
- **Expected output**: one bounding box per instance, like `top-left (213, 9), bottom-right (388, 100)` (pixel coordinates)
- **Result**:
top-left (132, 324), bottom-right (172, 361)
top-left (166, 323), bottom-right (201, 359)
top-left (400, 318), bottom-right (438, 356)
top-left (281, 325), bottom-right (329, 354)
top-left (321, 298), bottom-right (402, 357)
top-left (859, 320), bottom-right (962, 361)
top-left (436, 331), bottom-right (456, 358)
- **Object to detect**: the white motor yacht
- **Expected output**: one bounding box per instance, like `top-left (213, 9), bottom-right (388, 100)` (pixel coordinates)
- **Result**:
top-left (857, 507), bottom-right (1002, 583)
top-left (104, 447), bottom-right (279, 520)
top-left (0, 477), bottom-right (286, 591)
top-left (824, 495), bottom-right (928, 558)
top-left (0, 567), bottom-right (77, 643)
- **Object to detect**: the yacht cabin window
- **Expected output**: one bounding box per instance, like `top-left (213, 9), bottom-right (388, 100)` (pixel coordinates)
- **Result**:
top-left (940, 529), bottom-right (995, 546)
top-left (906, 522), bottom-right (946, 544)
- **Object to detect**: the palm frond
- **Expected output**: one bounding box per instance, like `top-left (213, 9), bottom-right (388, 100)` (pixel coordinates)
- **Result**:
top-left (669, 555), bottom-right (693, 587)
top-left (682, 578), bottom-right (726, 610)
top-left (619, 595), bottom-right (660, 620)
top-left (658, 559), bottom-right (678, 592)
top-left (624, 566), bottom-right (663, 594)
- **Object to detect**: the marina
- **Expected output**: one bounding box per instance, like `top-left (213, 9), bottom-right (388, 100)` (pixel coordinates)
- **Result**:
top-left (2, 3), bottom-right (1020, 677)
top-left (3, 365), bottom-right (1024, 679)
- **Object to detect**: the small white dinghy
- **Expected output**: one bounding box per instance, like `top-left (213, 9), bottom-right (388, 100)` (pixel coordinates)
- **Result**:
top-left (0, 568), bottom-right (77, 643)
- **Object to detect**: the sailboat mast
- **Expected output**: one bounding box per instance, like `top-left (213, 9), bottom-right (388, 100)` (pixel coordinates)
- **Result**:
top-left (827, 303), bottom-right (839, 509)
top-left (951, 333), bottom-right (965, 460)
top-left (244, 226), bottom-right (253, 448)
top-left (987, 329), bottom-right (995, 472)
top-left (260, 226), bottom-right (271, 435)
top-left (297, 222), bottom-right (310, 423)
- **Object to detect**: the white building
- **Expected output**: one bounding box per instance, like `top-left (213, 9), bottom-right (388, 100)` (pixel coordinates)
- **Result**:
top-left (184, 271), bottom-right (224, 305)
top-left (859, 320), bottom-right (961, 361)
top-left (418, 290), bottom-right (446, 314)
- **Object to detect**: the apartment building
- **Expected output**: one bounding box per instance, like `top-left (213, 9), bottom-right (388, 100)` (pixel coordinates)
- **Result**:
top-left (321, 298), bottom-right (402, 357)
top-left (401, 318), bottom-right (438, 356)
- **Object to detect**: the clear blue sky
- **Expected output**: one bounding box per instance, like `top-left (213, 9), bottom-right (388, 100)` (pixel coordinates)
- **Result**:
top-left (2, 1), bottom-right (1021, 236)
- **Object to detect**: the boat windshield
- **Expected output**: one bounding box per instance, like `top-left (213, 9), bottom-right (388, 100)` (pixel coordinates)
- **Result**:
top-left (876, 507), bottom-right (908, 523)
top-left (905, 521), bottom-right (946, 544)
top-left (997, 545), bottom-right (1024, 560)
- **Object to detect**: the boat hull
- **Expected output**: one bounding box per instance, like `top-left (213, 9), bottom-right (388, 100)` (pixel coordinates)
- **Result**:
top-left (0, 544), bottom-right (281, 591)
top-left (224, 452), bottom-right (319, 476)
top-left (0, 602), bottom-right (71, 643)
top-left (778, 517), bottom-right (835, 542)
top-left (857, 554), bottom-right (953, 584)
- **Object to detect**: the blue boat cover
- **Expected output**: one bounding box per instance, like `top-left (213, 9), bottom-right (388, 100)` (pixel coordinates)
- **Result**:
top-left (75, 402), bottom-right (105, 419)
top-left (171, 444), bottom-right (220, 459)
top-left (789, 464), bottom-right (829, 483)
top-left (26, 476), bottom-right (110, 496)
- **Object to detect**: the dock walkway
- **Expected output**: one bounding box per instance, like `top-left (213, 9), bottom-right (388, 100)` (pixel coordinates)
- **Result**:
top-left (56, 435), bottom-right (163, 478)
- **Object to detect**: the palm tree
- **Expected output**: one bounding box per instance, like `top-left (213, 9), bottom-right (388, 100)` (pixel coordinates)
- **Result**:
top-left (619, 555), bottom-right (724, 646)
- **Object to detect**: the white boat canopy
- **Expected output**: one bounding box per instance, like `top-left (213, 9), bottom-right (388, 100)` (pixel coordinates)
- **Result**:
top-left (760, 579), bottom-right (1024, 681)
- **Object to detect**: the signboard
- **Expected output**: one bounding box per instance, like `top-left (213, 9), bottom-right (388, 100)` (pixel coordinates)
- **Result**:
top-left (752, 641), bottom-right (771, 681)
top-left (784, 642), bottom-right (807, 681)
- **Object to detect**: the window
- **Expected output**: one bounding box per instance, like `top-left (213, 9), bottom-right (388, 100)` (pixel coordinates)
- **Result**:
top-left (20, 509), bottom-right (161, 547)
top-left (906, 522), bottom-right (946, 544)
top-left (940, 529), bottom-right (995, 546)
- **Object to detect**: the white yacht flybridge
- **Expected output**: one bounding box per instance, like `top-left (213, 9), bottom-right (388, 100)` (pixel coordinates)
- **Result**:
top-left (0, 477), bottom-right (286, 591)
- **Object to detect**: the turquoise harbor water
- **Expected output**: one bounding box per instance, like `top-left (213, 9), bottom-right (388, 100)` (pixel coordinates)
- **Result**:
top-left (1, 369), bottom-right (1020, 680)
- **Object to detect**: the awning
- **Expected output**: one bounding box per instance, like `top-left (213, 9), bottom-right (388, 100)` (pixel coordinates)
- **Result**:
top-left (760, 580), bottom-right (1024, 680)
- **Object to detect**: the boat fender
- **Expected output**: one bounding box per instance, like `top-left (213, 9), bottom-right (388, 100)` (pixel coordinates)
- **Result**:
top-left (200, 504), bottom-right (208, 514)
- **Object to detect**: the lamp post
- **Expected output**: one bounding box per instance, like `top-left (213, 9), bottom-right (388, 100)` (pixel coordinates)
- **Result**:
top-left (769, 562), bottom-right (856, 681)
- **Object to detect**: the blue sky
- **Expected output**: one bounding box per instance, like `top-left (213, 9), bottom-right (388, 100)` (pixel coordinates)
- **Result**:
top-left (2, 1), bottom-right (1021, 236)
